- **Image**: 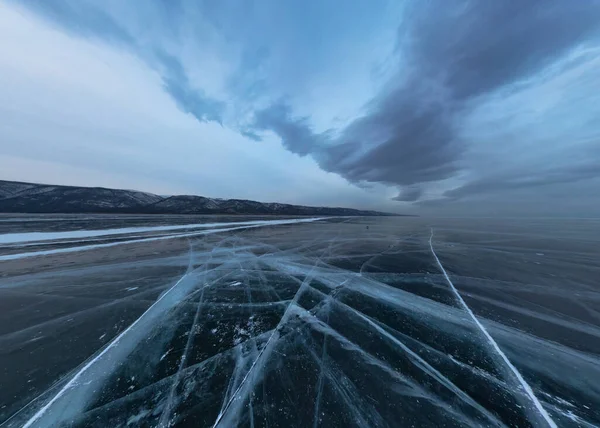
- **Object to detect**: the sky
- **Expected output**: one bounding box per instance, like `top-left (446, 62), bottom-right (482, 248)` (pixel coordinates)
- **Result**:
top-left (1, 0), bottom-right (599, 215)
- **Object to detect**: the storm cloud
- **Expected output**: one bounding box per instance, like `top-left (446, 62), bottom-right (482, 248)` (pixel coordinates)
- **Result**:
top-left (248, 0), bottom-right (600, 202)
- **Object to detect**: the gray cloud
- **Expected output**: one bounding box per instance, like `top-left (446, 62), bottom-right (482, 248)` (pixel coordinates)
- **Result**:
top-left (249, 0), bottom-right (600, 201)
top-left (12, 0), bottom-right (600, 212)
top-left (443, 161), bottom-right (600, 201)
top-left (155, 51), bottom-right (225, 123)
top-left (162, 74), bottom-right (224, 124)
top-left (251, 102), bottom-right (322, 156)
top-left (320, 84), bottom-right (459, 186)
top-left (17, 0), bottom-right (224, 124)
top-left (392, 186), bottom-right (422, 202)
top-left (406, 1), bottom-right (600, 99)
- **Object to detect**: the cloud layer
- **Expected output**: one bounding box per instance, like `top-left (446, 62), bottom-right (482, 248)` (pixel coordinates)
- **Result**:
top-left (3, 0), bottom-right (600, 214)
top-left (246, 1), bottom-right (600, 208)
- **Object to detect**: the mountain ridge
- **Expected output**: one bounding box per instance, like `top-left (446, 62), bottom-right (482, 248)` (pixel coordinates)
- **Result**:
top-left (0, 180), bottom-right (401, 216)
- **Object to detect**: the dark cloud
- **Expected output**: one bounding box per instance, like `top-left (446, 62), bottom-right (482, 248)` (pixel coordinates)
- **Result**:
top-left (392, 186), bottom-right (422, 202)
top-left (249, 0), bottom-right (600, 201)
top-left (162, 76), bottom-right (224, 124)
top-left (240, 130), bottom-right (262, 142)
top-left (443, 161), bottom-right (600, 201)
top-left (319, 84), bottom-right (459, 186)
top-left (251, 102), bottom-right (322, 156)
top-left (406, 1), bottom-right (600, 100)
top-left (156, 51), bottom-right (225, 123)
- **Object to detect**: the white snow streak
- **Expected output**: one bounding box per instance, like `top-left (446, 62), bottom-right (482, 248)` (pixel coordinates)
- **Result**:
top-left (429, 228), bottom-right (557, 428)
top-left (0, 218), bottom-right (327, 261)
top-left (0, 219), bottom-right (324, 245)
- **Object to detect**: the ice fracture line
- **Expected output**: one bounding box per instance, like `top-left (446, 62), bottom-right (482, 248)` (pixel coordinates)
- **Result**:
top-left (429, 228), bottom-right (557, 428)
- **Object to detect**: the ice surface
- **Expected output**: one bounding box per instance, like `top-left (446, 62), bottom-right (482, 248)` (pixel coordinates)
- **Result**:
top-left (1, 216), bottom-right (599, 427)
top-left (0, 217), bottom-right (326, 261)
top-left (0, 218), bottom-right (327, 245)
top-left (429, 228), bottom-right (556, 428)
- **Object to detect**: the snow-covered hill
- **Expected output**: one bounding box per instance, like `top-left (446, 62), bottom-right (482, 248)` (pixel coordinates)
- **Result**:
top-left (0, 180), bottom-right (397, 216)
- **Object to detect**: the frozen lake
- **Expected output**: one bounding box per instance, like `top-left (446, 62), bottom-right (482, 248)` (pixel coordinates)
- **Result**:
top-left (0, 215), bottom-right (599, 427)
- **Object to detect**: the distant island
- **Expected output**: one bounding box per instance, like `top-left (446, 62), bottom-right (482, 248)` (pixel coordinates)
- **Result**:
top-left (0, 180), bottom-right (400, 216)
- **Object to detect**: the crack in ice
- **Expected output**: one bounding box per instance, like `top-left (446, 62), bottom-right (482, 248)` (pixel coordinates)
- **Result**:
top-left (429, 228), bottom-right (557, 428)
top-left (212, 242), bottom-right (336, 427)
top-left (20, 272), bottom-right (191, 428)
top-left (6, 221), bottom-right (591, 427)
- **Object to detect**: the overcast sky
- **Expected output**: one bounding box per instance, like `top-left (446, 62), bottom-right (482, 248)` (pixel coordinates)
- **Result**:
top-left (1, 0), bottom-right (599, 215)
